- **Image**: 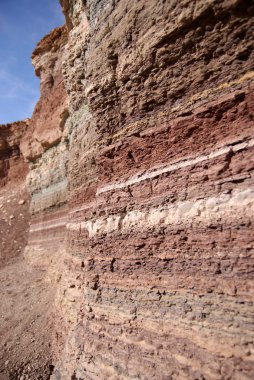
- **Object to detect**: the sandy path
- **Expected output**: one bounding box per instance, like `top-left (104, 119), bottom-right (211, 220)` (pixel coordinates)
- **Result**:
top-left (0, 259), bottom-right (54, 380)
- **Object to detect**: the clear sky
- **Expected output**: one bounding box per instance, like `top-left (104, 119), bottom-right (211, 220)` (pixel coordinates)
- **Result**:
top-left (0, 0), bottom-right (64, 124)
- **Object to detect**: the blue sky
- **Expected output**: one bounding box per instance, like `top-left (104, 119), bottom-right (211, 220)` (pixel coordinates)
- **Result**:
top-left (0, 0), bottom-right (64, 124)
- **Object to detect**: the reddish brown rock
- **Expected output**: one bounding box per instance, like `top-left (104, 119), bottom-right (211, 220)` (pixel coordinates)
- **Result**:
top-left (20, 26), bottom-right (68, 161)
top-left (0, 119), bottom-right (53, 380)
top-left (46, 0), bottom-right (254, 379)
top-left (0, 119), bottom-right (29, 187)
top-left (1, 0), bottom-right (254, 379)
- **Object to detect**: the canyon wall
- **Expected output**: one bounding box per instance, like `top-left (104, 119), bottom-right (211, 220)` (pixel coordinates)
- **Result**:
top-left (52, 1), bottom-right (254, 379)
top-left (1, 0), bottom-right (254, 379)
top-left (0, 118), bottom-right (54, 379)
top-left (21, 26), bottom-right (69, 276)
top-left (0, 119), bottom-right (30, 266)
top-left (0, 119), bottom-right (29, 188)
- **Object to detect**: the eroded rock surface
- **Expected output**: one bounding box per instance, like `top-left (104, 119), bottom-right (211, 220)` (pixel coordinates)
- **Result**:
top-left (1, 0), bottom-right (254, 379)
top-left (0, 120), bottom-right (54, 380)
top-left (21, 26), bottom-right (69, 276)
top-left (51, 0), bottom-right (254, 379)
top-left (0, 120), bottom-right (29, 188)
top-left (0, 120), bottom-right (30, 266)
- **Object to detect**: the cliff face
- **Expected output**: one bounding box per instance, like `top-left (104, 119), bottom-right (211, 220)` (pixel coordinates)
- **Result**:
top-left (0, 118), bottom-right (54, 380)
top-left (51, 0), bottom-right (254, 378)
top-left (1, 0), bottom-right (254, 379)
top-left (0, 119), bottom-right (30, 266)
top-left (0, 119), bottom-right (29, 188)
top-left (21, 26), bottom-right (69, 274)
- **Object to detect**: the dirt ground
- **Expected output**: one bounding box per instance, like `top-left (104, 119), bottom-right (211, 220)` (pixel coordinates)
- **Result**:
top-left (0, 185), bottom-right (30, 267)
top-left (0, 186), bottom-right (54, 380)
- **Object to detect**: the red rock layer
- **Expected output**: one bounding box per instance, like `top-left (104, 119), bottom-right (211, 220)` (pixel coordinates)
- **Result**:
top-left (0, 120), bottom-right (30, 266)
top-left (51, 0), bottom-right (254, 379)
top-left (0, 119), bottom-right (29, 187)
top-left (3, 0), bottom-right (252, 378)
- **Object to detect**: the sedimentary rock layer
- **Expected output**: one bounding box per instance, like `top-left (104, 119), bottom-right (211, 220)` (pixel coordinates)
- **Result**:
top-left (20, 26), bottom-right (69, 276)
top-left (0, 119), bottom-right (31, 266)
top-left (3, 0), bottom-right (252, 378)
top-left (50, 0), bottom-right (254, 379)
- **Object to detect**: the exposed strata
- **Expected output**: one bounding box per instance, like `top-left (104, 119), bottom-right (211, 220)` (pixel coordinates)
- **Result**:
top-left (50, 0), bottom-right (254, 379)
top-left (1, 0), bottom-right (254, 379)
top-left (0, 118), bottom-right (54, 379)
top-left (0, 119), bottom-right (30, 266)
top-left (21, 26), bottom-right (69, 276)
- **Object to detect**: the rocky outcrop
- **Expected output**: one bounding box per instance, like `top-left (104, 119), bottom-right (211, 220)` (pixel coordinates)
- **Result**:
top-left (1, 0), bottom-right (254, 379)
top-left (21, 27), bottom-right (68, 161)
top-left (21, 26), bottom-right (69, 275)
top-left (51, 0), bottom-right (254, 379)
top-left (0, 119), bottom-right (30, 266)
top-left (0, 119), bottom-right (29, 188)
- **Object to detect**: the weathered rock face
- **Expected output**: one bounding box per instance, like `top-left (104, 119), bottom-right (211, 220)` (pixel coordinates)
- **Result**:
top-left (0, 120), bottom-right (30, 266)
top-left (21, 27), bottom-right (68, 161)
top-left (0, 120), bottom-right (29, 187)
top-left (0, 104), bottom-right (55, 379)
top-left (1, 0), bottom-right (254, 379)
top-left (50, 0), bottom-right (254, 379)
top-left (21, 26), bottom-right (69, 275)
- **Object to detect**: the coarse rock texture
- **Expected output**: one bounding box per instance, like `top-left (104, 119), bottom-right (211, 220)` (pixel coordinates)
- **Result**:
top-left (0, 120), bottom-right (29, 188)
top-left (50, 0), bottom-right (254, 379)
top-left (0, 121), bottom-right (54, 379)
top-left (20, 27), bottom-right (68, 161)
top-left (1, 0), bottom-right (254, 379)
top-left (0, 120), bottom-right (30, 266)
top-left (21, 26), bottom-right (69, 277)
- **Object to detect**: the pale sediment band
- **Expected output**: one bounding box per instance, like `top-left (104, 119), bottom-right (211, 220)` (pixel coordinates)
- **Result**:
top-left (30, 179), bottom-right (67, 213)
top-left (29, 218), bottom-right (67, 233)
top-left (31, 179), bottom-right (67, 198)
top-left (67, 188), bottom-right (254, 237)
